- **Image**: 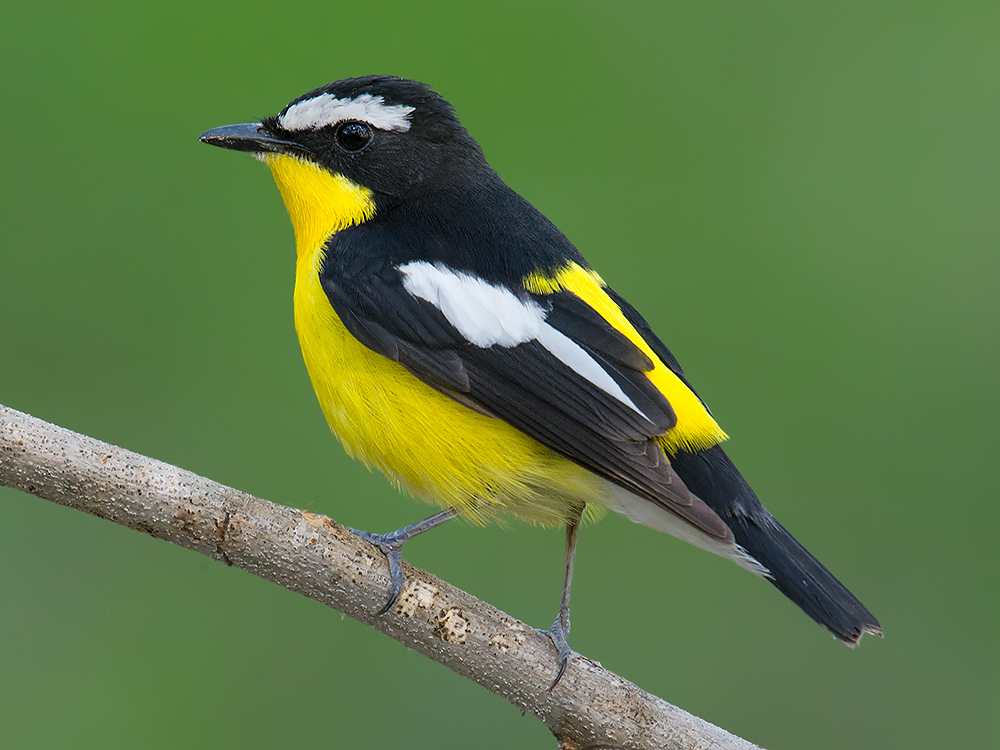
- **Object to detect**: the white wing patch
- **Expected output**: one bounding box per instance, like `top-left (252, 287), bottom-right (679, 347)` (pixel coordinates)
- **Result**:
top-left (398, 261), bottom-right (642, 414)
top-left (400, 261), bottom-right (544, 346)
top-left (279, 93), bottom-right (414, 132)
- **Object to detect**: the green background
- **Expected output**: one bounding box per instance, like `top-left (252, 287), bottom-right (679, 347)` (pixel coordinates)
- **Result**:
top-left (2, 1), bottom-right (997, 747)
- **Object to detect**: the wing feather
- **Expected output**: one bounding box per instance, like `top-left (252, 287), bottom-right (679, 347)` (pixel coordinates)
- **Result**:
top-left (320, 255), bottom-right (731, 540)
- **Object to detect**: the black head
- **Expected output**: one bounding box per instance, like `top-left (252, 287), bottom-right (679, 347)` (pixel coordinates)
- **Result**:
top-left (200, 76), bottom-right (487, 205)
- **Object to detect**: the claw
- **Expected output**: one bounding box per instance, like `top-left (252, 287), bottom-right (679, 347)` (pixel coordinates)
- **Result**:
top-left (547, 617), bottom-right (573, 690)
top-left (376, 545), bottom-right (404, 614)
top-left (349, 528), bottom-right (407, 614)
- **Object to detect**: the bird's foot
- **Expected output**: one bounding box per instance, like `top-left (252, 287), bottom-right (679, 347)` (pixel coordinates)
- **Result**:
top-left (544, 615), bottom-right (574, 690)
top-left (348, 508), bottom-right (458, 615)
top-left (347, 528), bottom-right (408, 615)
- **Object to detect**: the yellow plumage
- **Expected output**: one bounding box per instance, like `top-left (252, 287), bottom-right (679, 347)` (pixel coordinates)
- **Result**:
top-left (264, 153), bottom-right (725, 526)
top-left (268, 153), bottom-right (604, 525)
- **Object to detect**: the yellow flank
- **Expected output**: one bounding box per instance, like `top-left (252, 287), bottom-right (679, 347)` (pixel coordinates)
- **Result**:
top-left (264, 154), bottom-right (605, 526)
top-left (524, 263), bottom-right (728, 455)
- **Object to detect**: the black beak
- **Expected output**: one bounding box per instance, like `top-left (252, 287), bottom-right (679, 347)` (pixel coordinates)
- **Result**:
top-left (198, 122), bottom-right (310, 155)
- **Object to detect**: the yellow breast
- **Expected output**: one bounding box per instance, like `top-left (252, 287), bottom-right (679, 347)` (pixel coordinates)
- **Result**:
top-left (266, 154), bottom-right (602, 525)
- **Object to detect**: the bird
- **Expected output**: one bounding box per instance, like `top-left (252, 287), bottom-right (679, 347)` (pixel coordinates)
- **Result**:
top-left (199, 75), bottom-right (881, 683)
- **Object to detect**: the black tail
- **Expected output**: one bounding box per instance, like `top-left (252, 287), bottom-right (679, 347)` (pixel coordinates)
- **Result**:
top-left (670, 445), bottom-right (882, 645)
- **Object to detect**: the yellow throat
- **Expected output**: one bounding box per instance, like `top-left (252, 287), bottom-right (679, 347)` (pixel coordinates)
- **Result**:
top-left (262, 153), bottom-right (375, 261)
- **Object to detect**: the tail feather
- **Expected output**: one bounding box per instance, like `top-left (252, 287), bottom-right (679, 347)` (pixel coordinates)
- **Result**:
top-left (670, 445), bottom-right (882, 644)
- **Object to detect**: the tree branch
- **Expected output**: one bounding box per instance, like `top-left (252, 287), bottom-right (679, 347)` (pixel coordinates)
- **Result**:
top-left (0, 403), bottom-right (762, 750)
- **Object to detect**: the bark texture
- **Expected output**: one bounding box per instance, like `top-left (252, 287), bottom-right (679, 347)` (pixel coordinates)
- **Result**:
top-left (0, 404), bottom-right (763, 750)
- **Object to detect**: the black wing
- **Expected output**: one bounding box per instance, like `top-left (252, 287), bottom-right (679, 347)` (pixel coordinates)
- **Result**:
top-left (321, 257), bottom-right (731, 540)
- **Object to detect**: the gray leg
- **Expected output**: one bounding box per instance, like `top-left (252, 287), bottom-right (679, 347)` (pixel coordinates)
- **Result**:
top-left (349, 508), bottom-right (459, 615)
top-left (547, 507), bottom-right (582, 688)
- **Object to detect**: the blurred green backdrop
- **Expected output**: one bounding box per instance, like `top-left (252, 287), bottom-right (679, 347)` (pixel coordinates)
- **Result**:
top-left (2, 1), bottom-right (997, 747)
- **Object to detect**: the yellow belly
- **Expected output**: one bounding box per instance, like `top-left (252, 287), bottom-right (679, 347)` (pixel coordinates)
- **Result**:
top-left (293, 253), bottom-right (604, 526)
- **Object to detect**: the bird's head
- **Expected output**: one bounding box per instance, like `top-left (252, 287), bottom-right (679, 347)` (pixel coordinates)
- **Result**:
top-left (200, 76), bottom-right (485, 257)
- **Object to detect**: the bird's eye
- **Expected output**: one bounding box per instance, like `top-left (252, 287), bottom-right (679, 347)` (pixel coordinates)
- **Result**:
top-left (334, 121), bottom-right (373, 152)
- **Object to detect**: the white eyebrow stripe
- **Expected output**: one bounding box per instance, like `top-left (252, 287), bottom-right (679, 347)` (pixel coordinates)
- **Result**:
top-left (278, 93), bottom-right (414, 132)
top-left (398, 261), bottom-right (642, 414)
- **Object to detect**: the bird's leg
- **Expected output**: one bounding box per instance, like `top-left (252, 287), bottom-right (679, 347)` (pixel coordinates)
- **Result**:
top-left (349, 507), bottom-right (459, 615)
top-left (547, 506), bottom-right (583, 689)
